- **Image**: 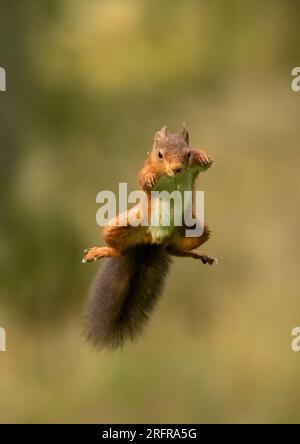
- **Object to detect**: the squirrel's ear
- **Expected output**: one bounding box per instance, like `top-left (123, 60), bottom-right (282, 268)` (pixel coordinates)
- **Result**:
top-left (154, 125), bottom-right (168, 145)
top-left (179, 125), bottom-right (189, 146)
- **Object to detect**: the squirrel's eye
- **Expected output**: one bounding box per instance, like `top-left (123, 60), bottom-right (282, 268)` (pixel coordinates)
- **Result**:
top-left (187, 152), bottom-right (191, 159)
top-left (158, 151), bottom-right (163, 159)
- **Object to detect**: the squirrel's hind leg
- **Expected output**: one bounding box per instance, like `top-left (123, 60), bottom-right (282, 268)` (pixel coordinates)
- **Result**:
top-left (82, 247), bottom-right (120, 263)
top-left (103, 223), bottom-right (152, 252)
top-left (167, 223), bottom-right (217, 265)
top-left (167, 247), bottom-right (217, 265)
top-left (83, 219), bottom-right (152, 264)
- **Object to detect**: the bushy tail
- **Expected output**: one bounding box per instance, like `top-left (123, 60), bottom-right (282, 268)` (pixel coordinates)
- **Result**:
top-left (84, 245), bottom-right (171, 349)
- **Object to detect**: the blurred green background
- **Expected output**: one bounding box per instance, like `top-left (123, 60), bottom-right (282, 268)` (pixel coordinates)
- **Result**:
top-left (1, 0), bottom-right (300, 423)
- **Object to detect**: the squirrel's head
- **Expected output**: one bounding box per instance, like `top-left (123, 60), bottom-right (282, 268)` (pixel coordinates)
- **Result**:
top-left (149, 125), bottom-right (191, 177)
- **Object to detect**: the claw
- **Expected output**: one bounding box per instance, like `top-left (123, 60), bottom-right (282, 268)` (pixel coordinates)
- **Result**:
top-left (207, 257), bottom-right (218, 265)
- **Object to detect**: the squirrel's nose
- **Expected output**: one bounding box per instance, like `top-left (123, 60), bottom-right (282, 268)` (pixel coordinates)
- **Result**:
top-left (172, 166), bottom-right (182, 174)
top-left (167, 163), bottom-right (183, 176)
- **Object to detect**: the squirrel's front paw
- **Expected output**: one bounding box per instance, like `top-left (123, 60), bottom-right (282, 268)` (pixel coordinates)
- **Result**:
top-left (82, 247), bottom-right (101, 263)
top-left (144, 173), bottom-right (157, 190)
top-left (192, 150), bottom-right (213, 169)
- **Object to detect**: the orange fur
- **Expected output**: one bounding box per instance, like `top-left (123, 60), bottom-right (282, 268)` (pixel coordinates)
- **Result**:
top-left (83, 126), bottom-right (215, 263)
top-left (83, 126), bottom-right (216, 348)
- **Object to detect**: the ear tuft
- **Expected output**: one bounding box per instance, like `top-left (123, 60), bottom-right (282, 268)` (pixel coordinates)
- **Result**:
top-left (180, 125), bottom-right (189, 145)
top-left (154, 125), bottom-right (168, 144)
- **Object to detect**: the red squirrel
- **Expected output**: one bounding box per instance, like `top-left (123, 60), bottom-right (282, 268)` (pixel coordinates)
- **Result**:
top-left (82, 126), bottom-right (216, 349)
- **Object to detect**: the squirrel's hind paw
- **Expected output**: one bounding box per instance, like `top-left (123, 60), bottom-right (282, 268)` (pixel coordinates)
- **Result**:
top-left (82, 247), bottom-right (101, 263)
top-left (82, 246), bottom-right (121, 263)
top-left (200, 254), bottom-right (218, 265)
